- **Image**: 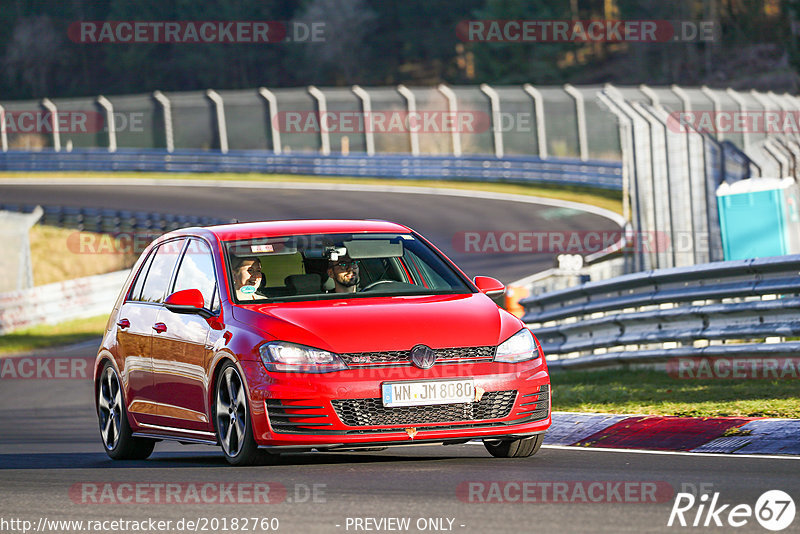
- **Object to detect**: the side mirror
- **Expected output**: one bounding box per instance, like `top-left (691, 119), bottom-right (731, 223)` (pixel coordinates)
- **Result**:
top-left (165, 289), bottom-right (212, 318)
top-left (473, 276), bottom-right (505, 296)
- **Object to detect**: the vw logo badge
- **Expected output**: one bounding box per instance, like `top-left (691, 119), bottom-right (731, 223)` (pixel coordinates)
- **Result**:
top-left (410, 345), bottom-right (437, 369)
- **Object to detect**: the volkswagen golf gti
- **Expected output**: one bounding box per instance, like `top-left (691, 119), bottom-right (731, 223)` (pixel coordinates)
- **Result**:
top-left (94, 220), bottom-right (551, 465)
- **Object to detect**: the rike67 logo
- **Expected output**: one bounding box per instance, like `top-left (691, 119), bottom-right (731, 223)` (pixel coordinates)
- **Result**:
top-left (668, 490), bottom-right (795, 531)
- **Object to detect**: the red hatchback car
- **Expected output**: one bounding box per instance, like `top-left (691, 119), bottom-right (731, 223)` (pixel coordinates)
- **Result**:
top-left (95, 220), bottom-right (551, 465)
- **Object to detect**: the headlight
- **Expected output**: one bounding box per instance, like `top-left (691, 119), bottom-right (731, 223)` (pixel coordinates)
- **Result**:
top-left (259, 341), bottom-right (348, 373)
top-left (494, 328), bottom-right (540, 363)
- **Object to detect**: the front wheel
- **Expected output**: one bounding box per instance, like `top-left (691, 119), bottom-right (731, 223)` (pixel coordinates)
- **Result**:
top-left (97, 362), bottom-right (155, 460)
top-left (483, 434), bottom-right (544, 458)
top-left (215, 362), bottom-right (276, 466)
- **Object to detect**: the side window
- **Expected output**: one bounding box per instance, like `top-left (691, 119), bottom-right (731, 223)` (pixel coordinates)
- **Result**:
top-left (172, 239), bottom-right (219, 311)
top-left (128, 249), bottom-right (156, 302)
top-left (139, 239), bottom-right (186, 304)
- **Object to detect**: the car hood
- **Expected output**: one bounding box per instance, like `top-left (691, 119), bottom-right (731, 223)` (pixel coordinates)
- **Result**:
top-left (231, 293), bottom-right (523, 354)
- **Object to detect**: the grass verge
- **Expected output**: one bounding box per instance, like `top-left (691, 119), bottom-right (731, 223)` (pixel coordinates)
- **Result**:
top-left (551, 368), bottom-right (800, 418)
top-left (30, 225), bottom-right (136, 285)
top-left (0, 315), bottom-right (107, 355)
top-left (0, 171), bottom-right (624, 216)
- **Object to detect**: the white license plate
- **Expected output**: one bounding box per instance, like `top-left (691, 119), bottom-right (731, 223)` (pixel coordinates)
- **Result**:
top-left (381, 379), bottom-right (475, 407)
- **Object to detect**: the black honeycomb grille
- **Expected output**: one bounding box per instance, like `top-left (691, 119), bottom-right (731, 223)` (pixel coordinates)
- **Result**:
top-left (514, 384), bottom-right (549, 422)
top-left (332, 390), bottom-right (517, 427)
top-left (338, 346), bottom-right (495, 367)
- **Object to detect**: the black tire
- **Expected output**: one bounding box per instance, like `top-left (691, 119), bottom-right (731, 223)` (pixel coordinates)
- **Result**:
top-left (214, 361), bottom-right (276, 466)
top-left (483, 434), bottom-right (544, 458)
top-left (97, 362), bottom-right (155, 460)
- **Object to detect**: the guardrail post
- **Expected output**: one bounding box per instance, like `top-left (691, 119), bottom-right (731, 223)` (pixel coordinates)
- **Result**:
top-left (96, 96), bottom-right (117, 152)
top-left (564, 84), bottom-right (588, 161)
top-left (351, 85), bottom-right (375, 156)
top-left (0, 104), bottom-right (7, 152)
top-left (307, 85), bottom-right (330, 156)
top-left (258, 87), bottom-right (282, 155)
top-left (523, 84), bottom-right (547, 158)
top-left (41, 98), bottom-right (60, 152)
top-left (206, 89), bottom-right (228, 154)
top-left (479, 83), bottom-right (503, 158)
top-left (397, 85), bottom-right (420, 156)
top-left (152, 91), bottom-right (174, 153)
top-left (437, 84), bottom-right (461, 157)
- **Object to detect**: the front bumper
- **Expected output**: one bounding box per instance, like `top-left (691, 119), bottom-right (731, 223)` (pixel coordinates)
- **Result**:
top-left (240, 358), bottom-right (551, 449)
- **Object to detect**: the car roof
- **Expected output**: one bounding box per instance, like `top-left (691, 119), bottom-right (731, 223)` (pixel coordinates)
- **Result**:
top-left (169, 219), bottom-right (414, 242)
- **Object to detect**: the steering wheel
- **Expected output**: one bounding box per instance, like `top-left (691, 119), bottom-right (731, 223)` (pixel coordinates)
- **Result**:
top-left (360, 279), bottom-right (395, 292)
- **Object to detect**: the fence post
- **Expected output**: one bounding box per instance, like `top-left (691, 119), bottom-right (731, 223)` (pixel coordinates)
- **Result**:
top-left (206, 90), bottom-right (228, 154)
top-left (437, 84), bottom-right (461, 157)
top-left (41, 98), bottom-right (60, 152)
top-left (479, 83), bottom-right (503, 158)
top-left (598, 89), bottom-right (648, 271)
top-left (564, 84), bottom-right (588, 161)
top-left (0, 104), bottom-right (7, 152)
top-left (397, 85), bottom-right (420, 156)
top-left (725, 89), bottom-right (751, 149)
top-left (152, 91), bottom-right (174, 153)
top-left (307, 86), bottom-right (330, 156)
top-left (631, 101), bottom-right (675, 268)
top-left (639, 84), bottom-right (660, 108)
top-left (523, 84), bottom-right (547, 159)
top-left (351, 85), bottom-right (375, 156)
top-left (258, 87), bottom-right (281, 155)
top-left (96, 96), bottom-right (117, 152)
top-left (700, 86), bottom-right (723, 141)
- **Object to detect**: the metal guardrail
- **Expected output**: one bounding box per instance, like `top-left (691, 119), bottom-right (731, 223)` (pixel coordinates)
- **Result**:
top-left (521, 255), bottom-right (800, 370)
top-left (0, 148), bottom-right (623, 190)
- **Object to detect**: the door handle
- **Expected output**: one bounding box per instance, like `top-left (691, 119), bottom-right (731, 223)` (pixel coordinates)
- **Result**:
top-left (117, 319), bottom-right (130, 329)
top-left (152, 322), bottom-right (167, 334)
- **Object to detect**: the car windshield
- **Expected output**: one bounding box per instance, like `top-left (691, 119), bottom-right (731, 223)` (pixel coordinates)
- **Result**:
top-left (224, 232), bottom-right (473, 302)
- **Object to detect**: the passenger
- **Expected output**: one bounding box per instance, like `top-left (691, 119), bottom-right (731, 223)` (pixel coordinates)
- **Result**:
top-left (327, 255), bottom-right (360, 293)
top-left (231, 257), bottom-right (264, 300)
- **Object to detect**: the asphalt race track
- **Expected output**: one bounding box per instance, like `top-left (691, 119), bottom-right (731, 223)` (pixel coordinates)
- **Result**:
top-left (2, 181), bottom-right (799, 533)
top-left (1, 344), bottom-right (799, 534)
top-left (0, 180), bottom-right (623, 283)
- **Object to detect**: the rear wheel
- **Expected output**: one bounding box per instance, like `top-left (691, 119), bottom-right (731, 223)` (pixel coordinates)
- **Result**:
top-left (97, 363), bottom-right (155, 460)
top-left (483, 434), bottom-right (544, 458)
top-left (215, 362), bottom-right (276, 466)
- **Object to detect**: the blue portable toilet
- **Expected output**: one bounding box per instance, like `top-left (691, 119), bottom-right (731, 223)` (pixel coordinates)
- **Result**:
top-left (717, 178), bottom-right (800, 260)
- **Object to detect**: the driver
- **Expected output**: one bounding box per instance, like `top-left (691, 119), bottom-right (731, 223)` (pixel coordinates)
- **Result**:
top-left (232, 257), bottom-right (264, 300)
top-left (327, 255), bottom-right (360, 293)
